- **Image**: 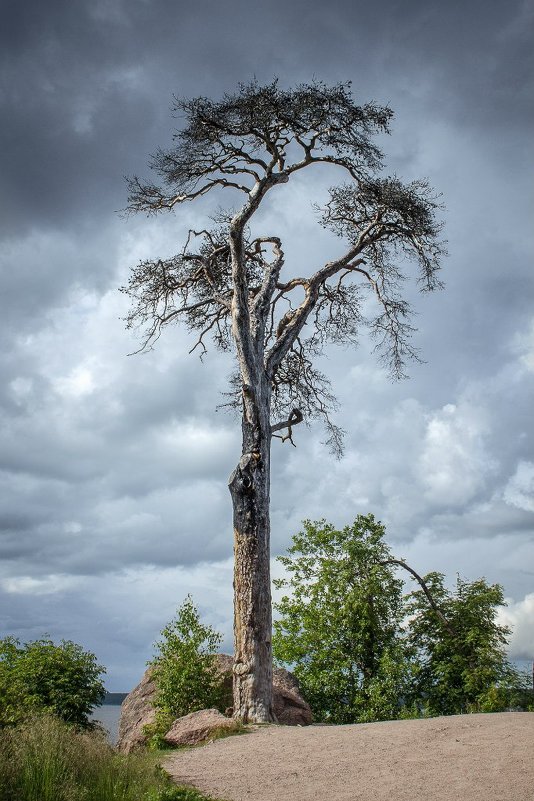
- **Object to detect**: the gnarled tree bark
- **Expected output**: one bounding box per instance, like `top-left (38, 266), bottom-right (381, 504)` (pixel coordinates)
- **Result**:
top-left (228, 376), bottom-right (275, 721)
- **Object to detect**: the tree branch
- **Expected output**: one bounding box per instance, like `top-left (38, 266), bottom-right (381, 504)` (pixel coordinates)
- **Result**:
top-left (380, 559), bottom-right (457, 639)
top-left (265, 249), bottom-right (368, 377)
top-left (271, 408), bottom-right (304, 446)
top-left (252, 237), bottom-right (285, 346)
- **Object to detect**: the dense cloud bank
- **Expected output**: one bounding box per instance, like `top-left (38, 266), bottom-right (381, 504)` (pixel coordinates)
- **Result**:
top-left (1, 0), bottom-right (532, 689)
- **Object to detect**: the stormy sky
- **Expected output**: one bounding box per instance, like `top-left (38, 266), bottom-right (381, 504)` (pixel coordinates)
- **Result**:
top-left (1, 0), bottom-right (533, 691)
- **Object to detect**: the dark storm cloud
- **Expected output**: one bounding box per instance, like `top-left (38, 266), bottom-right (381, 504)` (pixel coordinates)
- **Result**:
top-left (0, 320), bottom-right (238, 574)
top-left (3, 0), bottom-right (531, 235)
top-left (0, 0), bottom-right (296, 235)
top-left (291, 0), bottom-right (534, 133)
top-left (1, 0), bottom-right (156, 235)
top-left (0, 562), bottom-right (235, 690)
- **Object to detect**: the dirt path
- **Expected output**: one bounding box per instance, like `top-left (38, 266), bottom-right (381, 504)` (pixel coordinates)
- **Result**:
top-left (164, 712), bottom-right (534, 801)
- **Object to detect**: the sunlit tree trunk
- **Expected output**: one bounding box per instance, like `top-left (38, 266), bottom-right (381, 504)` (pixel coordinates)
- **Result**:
top-left (228, 375), bottom-right (275, 723)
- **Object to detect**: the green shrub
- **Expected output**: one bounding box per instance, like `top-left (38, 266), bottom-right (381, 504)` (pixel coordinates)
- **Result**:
top-left (146, 788), bottom-right (222, 801)
top-left (146, 597), bottom-right (230, 746)
top-left (0, 636), bottom-right (105, 728)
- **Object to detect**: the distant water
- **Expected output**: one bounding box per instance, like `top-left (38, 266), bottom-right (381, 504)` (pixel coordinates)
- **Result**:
top-left (91, 704), bottom-right (122, 744)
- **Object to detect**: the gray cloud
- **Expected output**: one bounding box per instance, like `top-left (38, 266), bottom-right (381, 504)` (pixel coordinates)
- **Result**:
top-left (1, 0), bottom-right (532, 689)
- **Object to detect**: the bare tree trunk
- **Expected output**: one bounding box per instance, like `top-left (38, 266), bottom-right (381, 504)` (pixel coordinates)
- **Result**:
top-left (228, 378), bottom-right (275, 723)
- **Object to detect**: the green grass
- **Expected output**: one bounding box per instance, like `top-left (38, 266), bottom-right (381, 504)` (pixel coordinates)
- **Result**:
top-left (147, 788), bottom-right (224, 801)
top-left (0, 713), bottom-right (223, 801)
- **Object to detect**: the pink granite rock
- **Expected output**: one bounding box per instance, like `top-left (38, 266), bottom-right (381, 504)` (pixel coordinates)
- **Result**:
top-left (117, 654), bottom-right (312, 752)
top-left (116, 667), bottom-right (157, 753)
top-left (164, 708), bottom-right (238, 747)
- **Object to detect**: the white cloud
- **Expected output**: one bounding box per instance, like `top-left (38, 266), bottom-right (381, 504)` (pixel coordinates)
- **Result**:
top-left (417, 402), bottom-right (497, 507)
top-left (512, 318), bottom-right (534, 374)
top-left (9, 377), bottom-right (33, 404)
top-left (2, 574), bottom-right (79, 595)
top-left (64, 521), bottom-right (82, 534)
top-left (498, 593), bottom-right (534, 661)
top-left (54, 365), bottom-right (96, 398)
top-left (503, 461), bottom-right (534, 513)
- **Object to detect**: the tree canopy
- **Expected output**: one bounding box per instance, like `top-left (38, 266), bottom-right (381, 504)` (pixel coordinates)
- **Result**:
top-left (123, 79), bottom-right (445, 453)
top-left (273, 515), bottom-right (415, 722)
top-left (273, 517), bottom-right (527, 722)
top-left (406, 573), bottom-right (526, 715)
top-left (0, 636), bottom-right (105, 728)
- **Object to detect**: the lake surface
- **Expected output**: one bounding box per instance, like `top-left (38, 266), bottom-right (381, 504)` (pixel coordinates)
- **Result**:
top-left (91, 704), bottom-right (122, 744)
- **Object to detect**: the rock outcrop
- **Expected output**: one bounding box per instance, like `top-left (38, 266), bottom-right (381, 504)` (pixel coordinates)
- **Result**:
top-left (164, 708), bottom-right (238, 747)
top-left (117, 654), bottom-right (312, 753)
top-left (116, 667), bottom-right (157, 753)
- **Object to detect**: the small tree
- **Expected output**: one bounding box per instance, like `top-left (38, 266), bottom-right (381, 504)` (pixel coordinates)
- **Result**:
top-left (148, 596), bottom-right (228, 739)
top-left (0, 636), bottom-right (105, 728)
top-left (273, 515), bottom-right (416, 722)
top-left (122, 79), bottom-right (445, 721)
top-left (406, 574), bottom-right (524, 715)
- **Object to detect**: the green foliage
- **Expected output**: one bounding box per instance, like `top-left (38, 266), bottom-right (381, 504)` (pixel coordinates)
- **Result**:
top-left (273, 515), bottom-right (416, 723)
top-left (406, 573), bottom-right (526, 715)
top-left (0, 712), bottom-right (190, 801)
top-left (274, 516), bottom-right (529, 723)
top-left (147, 597), bottom-right (229, 745)
top-left (146, 786), bottom-right (223, 801)
top-left (0, 636), bottom-right (105, 728)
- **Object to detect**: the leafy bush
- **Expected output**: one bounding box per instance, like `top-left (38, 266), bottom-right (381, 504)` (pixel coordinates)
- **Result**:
top-left (147, 597), bottom-right (230, 745)
top-left (146, 787), bottom-right (223, 801)
top-left (0, 636), bottom-right (105, 728)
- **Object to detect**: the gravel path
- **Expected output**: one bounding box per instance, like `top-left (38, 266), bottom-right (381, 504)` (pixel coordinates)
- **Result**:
top-left (164, 712), bottom-right (534, 801)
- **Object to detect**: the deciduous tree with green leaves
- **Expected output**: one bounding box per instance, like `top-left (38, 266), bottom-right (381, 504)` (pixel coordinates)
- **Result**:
top-left (148, 596), bottom-right (228, 741)
top-left (0, 636), bottom-right (105, 728)
top-left (273, 517), bottom-right (528, 722)
top-left (273, 515), bottom-right (416, 723)
top-left (406, 573), bottom-right (525, 715)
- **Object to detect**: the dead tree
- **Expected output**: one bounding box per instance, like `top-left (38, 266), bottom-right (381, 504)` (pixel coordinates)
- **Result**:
top-left (121, 80), bottom-right (445, 723)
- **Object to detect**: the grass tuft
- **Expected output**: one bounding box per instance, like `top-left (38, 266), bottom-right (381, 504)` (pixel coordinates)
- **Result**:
top-left (0, 713), bottom-right (223, 801)
top-left (147, 787), bottom-right (225, 800)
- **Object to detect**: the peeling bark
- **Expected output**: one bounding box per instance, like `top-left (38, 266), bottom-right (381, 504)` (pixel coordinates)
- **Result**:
top-left (229, 383), bottom-right (275, 722)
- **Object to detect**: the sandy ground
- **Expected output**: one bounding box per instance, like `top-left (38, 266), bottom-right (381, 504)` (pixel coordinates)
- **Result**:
top-left (164, 712), bottom-right (534, 801)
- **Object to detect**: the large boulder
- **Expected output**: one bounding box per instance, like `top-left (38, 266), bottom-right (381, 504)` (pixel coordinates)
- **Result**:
top-left (116, 667), bottom-right (157, 753)
top-left (273, 685), bottom-right (313, 726)
top-left (164, 708), bottom-right (238, 747)
top-left (117, 654), bottom-right (312, 752)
